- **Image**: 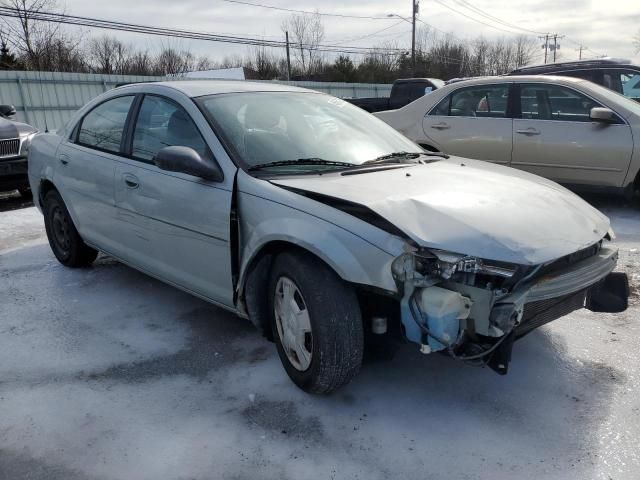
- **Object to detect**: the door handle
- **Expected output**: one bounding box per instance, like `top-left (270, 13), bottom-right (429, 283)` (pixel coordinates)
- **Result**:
top-left (123, 174), bottom-right (139, 189)
top-left (59, 154), bottom-right (69, 165)
top-left (430, 123), bottom-right (451, 130)
top-left (516, 128), bottom-right (541, 135)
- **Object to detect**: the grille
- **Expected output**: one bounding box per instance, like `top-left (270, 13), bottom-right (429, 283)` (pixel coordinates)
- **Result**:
top-left (0, 138), bottom-right (20, 158)
top-left (515, 288), bottom-right (587, 339)
top-left (538, 242), bottom-right (601, 278)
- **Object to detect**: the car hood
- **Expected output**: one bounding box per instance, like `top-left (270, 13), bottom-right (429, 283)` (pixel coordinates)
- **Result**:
top-left (0, 116), bottom-right (37, 138)
top-left (270, 158), bottom-right (610, 265)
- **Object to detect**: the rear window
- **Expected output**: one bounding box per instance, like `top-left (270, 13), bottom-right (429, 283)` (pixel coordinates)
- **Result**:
top-left (77, 96), bottom-right (134, 153)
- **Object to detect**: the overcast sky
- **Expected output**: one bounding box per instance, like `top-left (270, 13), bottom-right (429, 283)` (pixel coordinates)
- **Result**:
top-left (63, 0), bottom-right (640, 65)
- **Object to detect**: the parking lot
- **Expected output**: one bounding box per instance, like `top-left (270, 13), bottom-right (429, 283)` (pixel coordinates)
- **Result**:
top-left (0, 193), bottom-right (638, 480)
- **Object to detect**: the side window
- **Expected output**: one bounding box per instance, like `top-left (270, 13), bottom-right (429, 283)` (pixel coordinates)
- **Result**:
top-left (520, 84), bottom-right (600, 122)
top-left (77, 96), bottom-right (135, 153)
top-left (429, 95), bottom-right (450, 116)
top-left (603, 70), bottom-right (623, 93)
top-left (408, 83), bottom-right (426, 103)
top-left (390, 83), bottom-right (410, 108)
top-left (132, 95), bottom-right (208, 162)
top-left (619, 71), bottom-right (640, 99)
top-left (447, 85), bottom-right (509, 118)
top-left (555, 70), bottom-right (595, 82)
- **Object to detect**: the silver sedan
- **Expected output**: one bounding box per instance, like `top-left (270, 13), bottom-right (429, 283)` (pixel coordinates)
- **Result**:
top-left (28, 81), bottom-right (628, 393)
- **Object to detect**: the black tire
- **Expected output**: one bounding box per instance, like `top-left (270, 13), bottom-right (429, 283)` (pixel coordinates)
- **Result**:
top-left (268, 251), bottom-right (364, 394)
top-left (43, 190), bottom-right (98, 267)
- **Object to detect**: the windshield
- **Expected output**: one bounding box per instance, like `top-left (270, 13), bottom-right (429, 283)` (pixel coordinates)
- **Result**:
top-left (196, 92), bottom-right (422, 171)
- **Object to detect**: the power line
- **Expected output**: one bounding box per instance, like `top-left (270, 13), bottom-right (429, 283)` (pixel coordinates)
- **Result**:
top-left (217, 0), bottom-right (393, 20)
top-left (452, 0), bottom-right (548, 35)
top-left (431, 0), bottom-right (537, 35)
top-left (0, 6), bottom-right (409, 56)
top-left (334, 20), bottom-right (407, 45)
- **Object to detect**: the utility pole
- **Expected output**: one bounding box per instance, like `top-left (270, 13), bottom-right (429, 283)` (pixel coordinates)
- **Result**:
top-left (576, 45), bottom-right (584, 60)
top-left (285, 31), bottom-right (291, 81)
top-left (547, 34), bottom-right (564, 62)
top-left (411, 0), bottom-right (418, 76)
top-left (540, 34), bottom-right (549, 63)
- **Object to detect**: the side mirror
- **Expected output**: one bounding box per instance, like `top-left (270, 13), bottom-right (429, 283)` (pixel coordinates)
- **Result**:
top-left (0, 104), bottom-right (16, 118)
top-left (590, 107), bottom-right (617, 124)
top-left (153, 146), bottom-right (224, 182)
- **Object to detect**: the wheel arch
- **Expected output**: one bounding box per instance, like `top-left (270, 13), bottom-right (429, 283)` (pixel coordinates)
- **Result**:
top-left (239, 240), bottom-right (354, 337)
top-left (38, 178), bottom-right (58, 209)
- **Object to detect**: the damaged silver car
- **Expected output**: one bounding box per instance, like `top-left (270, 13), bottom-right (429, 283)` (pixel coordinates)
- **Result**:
top-left (28, 81), bottom-right (629, 393)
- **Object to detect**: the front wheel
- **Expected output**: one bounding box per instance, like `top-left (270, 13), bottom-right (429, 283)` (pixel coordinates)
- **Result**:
top-left (269, 251), bottom-right (364, 394)
top-left (43, 190), bottom-right (98, 267)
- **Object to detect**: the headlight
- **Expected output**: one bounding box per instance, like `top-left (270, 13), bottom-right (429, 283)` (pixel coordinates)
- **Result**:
top-left (392, 249), bottom-right (518, 284)
top-left (20, 132), bottom-right (38, 156)
top-left (430, 250), bottom-right (517, 280)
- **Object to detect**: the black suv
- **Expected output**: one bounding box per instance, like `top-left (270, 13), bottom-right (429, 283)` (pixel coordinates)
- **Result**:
top-left (0, 104), bottom-right (37, 196)
top-left (509, 58), bottom-right (640, 101)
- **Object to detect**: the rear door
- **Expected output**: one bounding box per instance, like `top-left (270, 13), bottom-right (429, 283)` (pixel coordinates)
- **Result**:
top-left (113, 94), bottom-right (234, 306)
top-left (511, 82), bottom-right (633, 187)
top-left (421, 83), bottom-right (513, 164)
top-left (55, 95), bottom-right (136, 253)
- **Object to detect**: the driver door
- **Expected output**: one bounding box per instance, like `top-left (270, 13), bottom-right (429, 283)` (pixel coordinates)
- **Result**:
top-left (114, 94), bottom-right (234, 307)
top-left (511, 83), bottom-right (633, 187)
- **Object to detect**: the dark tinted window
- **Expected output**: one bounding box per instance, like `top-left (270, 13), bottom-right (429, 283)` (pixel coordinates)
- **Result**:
top-left (132, 95), bottom-right (208, 162)
top-left (390, 83), bottom-right (411, 108)
top-left (77, 96), bottom-right (134, 153)
top-left (520, 84), bottom-right (601, 122)
top-left (552, 70), bottom-right (596, 82)
top-left (445, 84), bottom-right (509, 118)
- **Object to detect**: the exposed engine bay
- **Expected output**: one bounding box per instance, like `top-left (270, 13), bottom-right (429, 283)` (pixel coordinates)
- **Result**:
top-left (391, 239), bottom-right (629, 374)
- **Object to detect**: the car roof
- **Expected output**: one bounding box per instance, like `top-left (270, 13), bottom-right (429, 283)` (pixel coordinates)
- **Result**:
top-left (441, 75), bottom-right (587, 88)
top-left (510, 57), bottom-right (637, 74)
top-left (115, 80), bottom-right (317, 98)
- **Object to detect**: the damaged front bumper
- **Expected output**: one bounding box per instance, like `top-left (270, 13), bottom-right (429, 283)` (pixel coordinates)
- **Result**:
top-left (395, 245), bottom-right (629, 373)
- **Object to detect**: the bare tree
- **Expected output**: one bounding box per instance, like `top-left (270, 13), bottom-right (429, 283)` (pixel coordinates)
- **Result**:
top-left (87, 35), bottom-right (130, 74)
top-left (281, 10), bottom-right (324, 77)
top-left (0, 0), bottom-right (72, 69)
top-left (154, 47), bottom-right (195, 75)
top-left (512, 35), bottom-right (537, 68)
top-left (247, 44), bottom-right (280, 79)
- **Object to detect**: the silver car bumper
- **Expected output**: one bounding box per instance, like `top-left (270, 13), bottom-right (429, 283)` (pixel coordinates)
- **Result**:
top-left (527, 246), bottom-right (618, 302)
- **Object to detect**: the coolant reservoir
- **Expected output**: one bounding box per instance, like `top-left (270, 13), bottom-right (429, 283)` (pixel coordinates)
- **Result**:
top-left (418, 287), bottom-right (472, 351)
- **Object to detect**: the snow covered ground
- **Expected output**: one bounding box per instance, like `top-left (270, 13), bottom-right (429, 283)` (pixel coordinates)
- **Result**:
top-left (1, 199), bottom-right (639, 480)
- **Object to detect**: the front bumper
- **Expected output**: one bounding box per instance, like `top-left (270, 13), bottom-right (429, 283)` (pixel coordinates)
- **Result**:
top-left (400, 245), bottom-right (629, 372)
top-left (0, 156), bottom-right (28, 191)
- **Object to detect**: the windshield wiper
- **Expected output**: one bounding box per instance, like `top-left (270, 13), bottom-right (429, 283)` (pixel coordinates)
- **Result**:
top-left (362, 151), bottom-right (449, 165)
top-left (248, 158), bottom-right (356, 172)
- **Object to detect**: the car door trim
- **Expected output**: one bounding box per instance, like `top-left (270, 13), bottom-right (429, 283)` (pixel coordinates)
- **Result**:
top-left (509, 161), bottom-right (623, 172)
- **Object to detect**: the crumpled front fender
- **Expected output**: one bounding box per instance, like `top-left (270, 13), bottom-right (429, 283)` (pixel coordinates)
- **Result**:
top-left (237, 190), bottom-right (399, 295)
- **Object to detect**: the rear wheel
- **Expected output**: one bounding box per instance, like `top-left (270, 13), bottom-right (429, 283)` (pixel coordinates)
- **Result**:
top-left (269, 251), bottom-right (364, 394)
top-left (43, 190), bottom-right (98, 267)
